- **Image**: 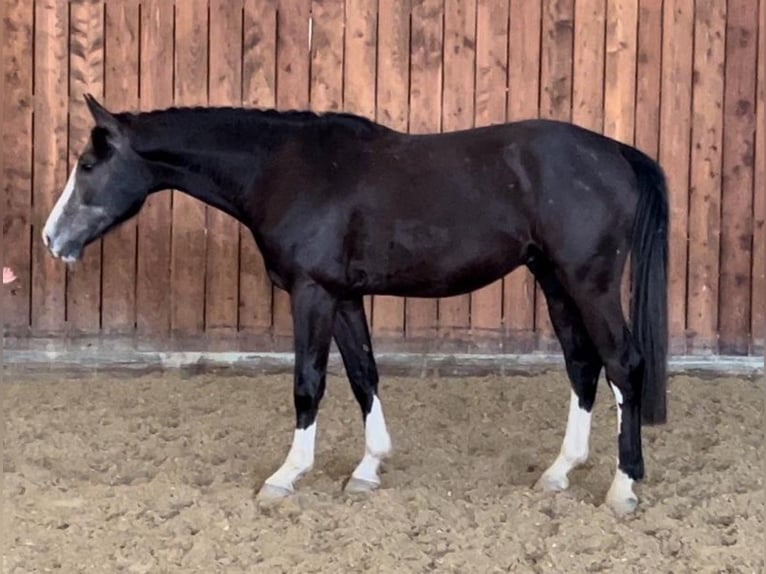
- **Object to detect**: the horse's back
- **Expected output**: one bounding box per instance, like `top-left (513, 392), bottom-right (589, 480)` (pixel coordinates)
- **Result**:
top-left (260, 116), bottom-right (644, 297)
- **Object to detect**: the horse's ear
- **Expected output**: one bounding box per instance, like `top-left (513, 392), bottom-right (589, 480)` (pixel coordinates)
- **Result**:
top-left (83, 93), bottom-right (120, 133)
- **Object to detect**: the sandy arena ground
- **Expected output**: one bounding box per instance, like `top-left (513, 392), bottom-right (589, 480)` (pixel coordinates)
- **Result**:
top-left (3, 370), bottom-right (763, 573)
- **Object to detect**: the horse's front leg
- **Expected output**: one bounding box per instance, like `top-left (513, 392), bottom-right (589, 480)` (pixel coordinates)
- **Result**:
top-left (257, 281), bottom-right (337, 499)
top-left (333, 298), bottom-right (392, 493)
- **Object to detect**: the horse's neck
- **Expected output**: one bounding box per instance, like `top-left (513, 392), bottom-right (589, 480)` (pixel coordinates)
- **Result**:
top-left (147, 143), bottom-right (260, 225)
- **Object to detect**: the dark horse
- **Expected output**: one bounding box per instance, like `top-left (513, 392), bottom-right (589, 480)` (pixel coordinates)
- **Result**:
top-left (43, 95), bottom-right (668, 515)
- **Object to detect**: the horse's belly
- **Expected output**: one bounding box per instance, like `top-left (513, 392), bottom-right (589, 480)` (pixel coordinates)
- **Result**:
top-left (363, 232), bottom-right (525, 297)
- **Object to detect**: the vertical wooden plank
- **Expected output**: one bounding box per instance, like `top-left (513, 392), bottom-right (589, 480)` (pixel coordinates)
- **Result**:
top-left (310, 0), bottom-right (344, 113)
top-left (635, 0), bottom-right (662, 159)
top-left (373, 0), bottom-right (409, 339)
top-left (604, 0), bottom-right (637, 326)
top-left (470, 0), bottom-right (508, 344)
top-left (752, 0), bottom-right (766, 350)
top-left (720, 0), bottom-right (758, 354)
top-left (0, 0), bottom-right (4, 319)
top-left (274, 0), bottom-right (311, 337)
top-left (343, 0), bottom-right (378, 321)
top-left (540, 0), bottom-right (574, 121)
top-left (633, 0), bottom-right (664, 349)
top-left (207, 0), bottom-right (243, 336)
top-left (67, 0), bottom-right (105, 335)
top-left (136, 0), bottom-right (174, 340)
top-left (343, 0), bottom-right (377, 118)
top-left (440, 0), bottom-right (476, 340)
top-left (505, 0), bottom-right (541, 351)
top-left (103, 0), bottom-right (139, 334)
top-left (659, 0), bottom-right (693, 353)
top-left (604, 0), bottom-right (637, 143)
top-left (407, 0), bottom-right (443, 339)
top-left (538, 0), bottom-right (574, 348)
top-left (2, 0), bottom-right (34, 333)
top-left (32, 0), bottom-right (69, 335)
top-left (172, 0), bottom-right (209, 337)
top-left (572, 0), bottom-right (605, 132)
top-left (241, 0), bottom-right (277, 335)
top-left (687, 0), bottom-right (726, 352)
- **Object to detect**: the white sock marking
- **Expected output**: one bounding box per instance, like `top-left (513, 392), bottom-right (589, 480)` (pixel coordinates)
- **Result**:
top-left (539, 389), bottom-right (592, 490)
top-left (43, 167), bottom-right (77, 250)
top-left (611, 384), bottom-right (624, 432)
top-left (351, 396), bottom-right (392, 485)
top-left (264, 423), bottom-right (316, 492)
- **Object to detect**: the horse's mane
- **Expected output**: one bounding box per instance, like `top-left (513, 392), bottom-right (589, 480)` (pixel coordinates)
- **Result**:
top-left (116, 105), bottom-right (386, 139)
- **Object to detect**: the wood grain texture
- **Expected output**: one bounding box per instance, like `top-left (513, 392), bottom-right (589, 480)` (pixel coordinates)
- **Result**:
top-left (572, 0), bottom-right (605, 132)
top-left (372, 0), bottom-right (409, 339)
top-left (2, 0), bottom-right (34, 333)
top-left (752, 0), bottom-right (765, 350)
top-left (687, 0), bottom-right (726, 351)
top-left (66, 0), bottom-right (105, 335)
top-left (659, 0), bottom-right (693, 353)
top-left (102, 0), bottom-right (139, 334)
top-left (343, 0), bottom-right (377, 119)
top-left (273, 0), bottom-right (311, 337)
top-left (240, 0), bottom-right (277, 334)
top-left (504, 0), bottom-right (541, 351)
top-left (604, 0), bottom-right (637, 320)
top-left (136, 0), bottom-right (174, 339)
top-left (604, 0), bottom-right (637, 140)
top-left (635, 0), bottom-right (662, 158)
top-left (343, 0), bottom-right (378, 321)
top-left (32, 0), bottom-right (69, 335)
top-left (172, 0), bottom-right (209, 336)
top-left (206, 0), bottom-right (243, 337)
top-left (5, 1), bottom-right (762, 355)
top-left (719, 0), bottom-right (758, 353)
top-left (538, 0), bottom-right (574, 348)
top-left (407, 0), bottom-right (444, 339)
top-left (439, 0), bottom-right (476, 340)
top-left (470, 0), bottom-right (508, 345)
top-left (310, 0), bottom-right (344, 113)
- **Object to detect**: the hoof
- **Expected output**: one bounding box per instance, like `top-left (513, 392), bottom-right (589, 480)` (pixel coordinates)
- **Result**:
top-left (606, 490), bottom-right (639, 516)
top-left (535, 472), bottom-right (569, 493)
top-left (256, 483), bottom-right (294, 501)
top-left (606, 469), bottom-right (639, 515)
top-left (344, 477), bottom-right (380, 494)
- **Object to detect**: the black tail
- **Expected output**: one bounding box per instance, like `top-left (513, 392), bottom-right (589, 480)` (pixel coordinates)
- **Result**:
top-left (621, 144), bottom-right (669, 426)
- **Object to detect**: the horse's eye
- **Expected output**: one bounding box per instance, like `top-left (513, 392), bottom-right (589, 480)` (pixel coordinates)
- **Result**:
top-left (80, 162), bottom-right (94, 172)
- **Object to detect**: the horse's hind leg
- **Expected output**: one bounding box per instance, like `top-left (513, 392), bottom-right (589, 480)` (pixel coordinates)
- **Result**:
top-left (528, 253), bottom-right (602, 492)
top-left (333, 298), bottom-right (392, 492)
top-left (567, 284), bottom-right (645, 515)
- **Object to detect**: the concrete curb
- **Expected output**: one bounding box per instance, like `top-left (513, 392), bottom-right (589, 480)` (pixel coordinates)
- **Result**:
top-left (3, 348), bottom-right (762, 379)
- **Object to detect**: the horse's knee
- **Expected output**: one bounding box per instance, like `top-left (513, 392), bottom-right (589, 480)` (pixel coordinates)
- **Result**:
top-left (566, 355), bottom-right (601, 411)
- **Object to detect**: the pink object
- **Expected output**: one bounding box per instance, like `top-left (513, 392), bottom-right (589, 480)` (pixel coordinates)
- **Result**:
top-left (3, 267), bottom-right (17, 285)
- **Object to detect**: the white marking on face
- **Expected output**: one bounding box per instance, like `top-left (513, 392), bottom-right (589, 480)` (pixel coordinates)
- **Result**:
top-left (42, 167), bottom-right (78, 253)
top-left (263, 423), bottom-right (316, 492)
top-left (351, 395), bottom-right (392, 485)
top-left (538, 389), bottom-right (592, 491)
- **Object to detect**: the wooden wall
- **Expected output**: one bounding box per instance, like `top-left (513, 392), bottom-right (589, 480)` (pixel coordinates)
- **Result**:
top-left (3, 0), bottom-right (764, 355)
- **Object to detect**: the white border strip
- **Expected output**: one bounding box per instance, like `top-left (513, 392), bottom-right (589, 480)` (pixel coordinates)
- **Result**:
top-left (3, 350), bottom-right (762, 377)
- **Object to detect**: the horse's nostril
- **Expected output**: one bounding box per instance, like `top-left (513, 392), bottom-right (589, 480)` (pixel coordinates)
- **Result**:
top-left (42, 232), bottom-right (51, 247)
